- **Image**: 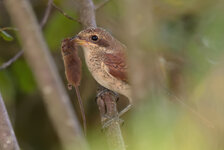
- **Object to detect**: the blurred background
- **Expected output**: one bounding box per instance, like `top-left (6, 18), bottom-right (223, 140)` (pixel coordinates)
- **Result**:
top-left (1, 0), bottom-right (224, 149)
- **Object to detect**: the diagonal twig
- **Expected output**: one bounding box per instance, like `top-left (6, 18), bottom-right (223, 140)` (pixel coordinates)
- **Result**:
top-left (0, 0), bottom-right (85, 71)
top-left (52, 2), bottom-right (81, 23)
top-left (0, 92), bottom-right (20, 150)
top-left (95, 0), bottom-right (110, 11)
top-left (0, 0), bottom-right (54, 71)
top-left (0, 27), bottom-right (18, 32)
top-left (0, 50), bottom-right (24, 71)
top-left (40, 0), bottom-right (53, 28)
top-left (40, 0), bottom-right (54, 28)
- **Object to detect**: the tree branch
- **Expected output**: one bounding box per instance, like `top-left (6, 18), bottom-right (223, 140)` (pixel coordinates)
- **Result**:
top-left (3, 0), bottom-right (89, 149)
top-left (0, 92), bottom-right (20, 150)
top-left (52, 2), bottom-right (80, 23)
top-left (0, 27), bottom-right (22, 71)
top-left (0, 0), bottom-right (53, 71)
top-left (72, 0), bottom-right (126, 149)
top-left (0, 27), bottom-right (17, 32)
top-left (72, 0), bottom-right (96, 28)
top-left (95, 0), bottom-right (110, 11)
top-left (0, 50), bottom-right (23, 71)
top-left (40, 0), bottom-right (53, 28)
top-left (96, 86), bottom-right (126, 150)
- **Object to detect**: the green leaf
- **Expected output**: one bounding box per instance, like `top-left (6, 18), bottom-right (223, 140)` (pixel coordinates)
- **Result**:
top-left (0, 30), bottom-right (14, 41)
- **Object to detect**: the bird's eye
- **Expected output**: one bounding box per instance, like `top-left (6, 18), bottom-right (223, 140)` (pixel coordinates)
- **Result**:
top-left (91, 35), bottom-right (98, 41)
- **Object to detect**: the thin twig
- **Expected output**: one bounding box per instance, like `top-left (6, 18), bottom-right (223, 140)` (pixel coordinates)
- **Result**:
top-left (95, 0), bottom-right (110, 11)
top-left (0, 27), bottom-right (18, 32)
top-left (52, 2), bottom-right (80, 23)
top-left (0, 50), bottom-right (24, 71)
top-left (0, 0), bottom-right (53, 71)
top-left (40, 0), bottom-right (53, 28)
top-left (0, 92), bottom-right (20, 150)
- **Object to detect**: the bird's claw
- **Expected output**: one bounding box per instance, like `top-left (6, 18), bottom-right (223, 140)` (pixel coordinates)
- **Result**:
top-left (96, 88), bottom-right (119, 101)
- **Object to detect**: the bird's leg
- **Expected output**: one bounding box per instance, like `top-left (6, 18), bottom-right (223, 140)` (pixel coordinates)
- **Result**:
top-left (96, 88), bottom-right (119, 102)
top-left (96, 88), bottom-right (108, 99)
top-left (96, 96), bottom-right (109, 122)
top-left (96, 88), bottom-right (131, 129)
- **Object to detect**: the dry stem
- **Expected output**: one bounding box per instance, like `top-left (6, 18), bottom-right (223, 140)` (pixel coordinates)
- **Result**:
top-left (0, 92), bottom-right (20, 150)
top-left (52, 2), bottom-right (80, 23)
top-left (40, 0), bottom-right (53, 28)
top-left (0, 50), bottom-right (24, 71)
top-left (95, 0), bottom-right (110, 10)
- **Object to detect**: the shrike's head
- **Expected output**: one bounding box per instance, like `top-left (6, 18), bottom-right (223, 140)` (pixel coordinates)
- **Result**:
top-left (73, 27), bottom-right (125, 53)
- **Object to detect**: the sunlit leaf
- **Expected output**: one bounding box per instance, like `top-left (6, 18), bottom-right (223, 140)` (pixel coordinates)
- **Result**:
top-left (0, 30), bottom-right (14, 41)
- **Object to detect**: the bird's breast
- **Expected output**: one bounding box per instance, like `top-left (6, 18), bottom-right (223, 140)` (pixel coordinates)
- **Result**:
top-left (84, 51), bottom-right (111, 87)
top-left (83, 48), bottom-right (131, 100)
top-left (83, 49), bottom-right (101, 72)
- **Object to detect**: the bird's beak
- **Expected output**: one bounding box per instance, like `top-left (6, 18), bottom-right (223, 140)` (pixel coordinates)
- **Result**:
top-left (70, 35), bottom-right (87, 46)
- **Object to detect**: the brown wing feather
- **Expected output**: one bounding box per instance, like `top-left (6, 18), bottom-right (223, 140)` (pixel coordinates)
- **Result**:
top-left (103, 52), bottom-right (128, 83)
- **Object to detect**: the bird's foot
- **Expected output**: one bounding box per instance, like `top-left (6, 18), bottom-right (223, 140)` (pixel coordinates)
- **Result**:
top-left (96, 88), bottom-right (119, 102)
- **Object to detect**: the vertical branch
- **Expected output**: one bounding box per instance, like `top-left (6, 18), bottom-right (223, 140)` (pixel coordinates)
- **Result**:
top-left (72, 0), bottom-right (96, 28)
top-left (0, 92), bottom-right (20, 150)
top-left (3, 0), bottom-right (89, 150)
top-left (72, 0), bottom-right (126, 149)
top-left (97, 86), bottom-right (126, 150)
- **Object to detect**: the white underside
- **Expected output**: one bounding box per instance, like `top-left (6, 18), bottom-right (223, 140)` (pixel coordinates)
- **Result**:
top-left (83, 47), bottom-right (132, 101)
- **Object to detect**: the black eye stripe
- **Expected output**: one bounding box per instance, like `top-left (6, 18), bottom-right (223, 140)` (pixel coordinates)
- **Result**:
top-left (97, 39), bottom-right (110, 47)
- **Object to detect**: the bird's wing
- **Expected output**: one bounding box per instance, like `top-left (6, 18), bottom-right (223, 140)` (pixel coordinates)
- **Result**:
top-left (102, 52), bottom-right (128, 83)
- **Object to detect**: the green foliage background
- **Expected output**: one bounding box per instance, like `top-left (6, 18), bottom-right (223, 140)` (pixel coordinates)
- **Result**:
top-left (1, 0), bottom-right (224, 149)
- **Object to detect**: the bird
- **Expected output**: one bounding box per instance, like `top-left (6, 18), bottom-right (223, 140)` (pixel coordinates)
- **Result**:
top-left (70, 28), bottom-right (214, 129)
top-left (72, 27), bottom-right (132, 116)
